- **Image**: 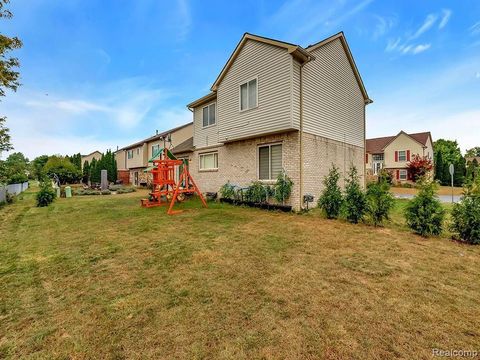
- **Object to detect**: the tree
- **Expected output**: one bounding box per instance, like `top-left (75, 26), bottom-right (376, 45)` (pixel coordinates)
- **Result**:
top-left (365, 179), bottom-right (394, 226)
top-left (43, 156), bottom-right (82, 184)
top-left (0, 116), bottom-right (12, 152)
top-left (0, 151), bottom-right (28, 184)
top-left (343, 165), bottom-right (367, 224)
top-left (32, 155), bottom-right (49, 180)
top-left (433, 139), bottom-right (463, 185)
top-left (450, 176), bottom-right (480, 245)
top-left (82, 160), bottom-right (90, 183)
top-left (453, 156), bottom-right (466, 187)
top-left (465, 147), bottom-right (480, 158)
top-left (0, 1), bottom-right (22, 152)
top-left (407, 154), bottom-right (433, 182)
top-left (404, 180), bottom-right (445, 237)
top-left (434, 151), bottom-right (444, 184)
top-left (318, 165), bottom-right (343, 219)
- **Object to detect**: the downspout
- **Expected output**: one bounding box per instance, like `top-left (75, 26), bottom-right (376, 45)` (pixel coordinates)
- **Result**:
top-left (299, 63), bottom-right (304, 211)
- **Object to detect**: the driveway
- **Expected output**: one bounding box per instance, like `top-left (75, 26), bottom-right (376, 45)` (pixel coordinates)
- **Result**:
top-left (393, 192), bottom-right (462, 203)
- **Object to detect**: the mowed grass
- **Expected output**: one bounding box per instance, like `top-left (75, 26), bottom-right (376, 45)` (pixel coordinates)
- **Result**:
top-left (1, 190), bottom-right (479, 359)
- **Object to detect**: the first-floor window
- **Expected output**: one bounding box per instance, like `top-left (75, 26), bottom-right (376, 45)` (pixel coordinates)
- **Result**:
top-left (152, 144), bottom-right (160, 157)
top-left (399, 169), bottom-right (408, 180)
top-left (199, 152), bottom-right (218, 170)
top-left (258, 144), bottom-right (282, 180)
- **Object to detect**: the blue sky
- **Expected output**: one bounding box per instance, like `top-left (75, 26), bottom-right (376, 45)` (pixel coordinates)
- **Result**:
top-left (2, 0), bottom-right (480, 159)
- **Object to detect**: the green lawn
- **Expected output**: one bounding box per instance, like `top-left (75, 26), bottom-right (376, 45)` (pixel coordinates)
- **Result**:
top-left (1, 189), bottom-right (479, 359)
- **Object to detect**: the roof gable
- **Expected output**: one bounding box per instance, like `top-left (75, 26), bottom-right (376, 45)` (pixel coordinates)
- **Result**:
top-left (366, 131), bottom-right (432, 154)
top-left (306, 32), bottom-right (370, 103)
top-left (211, 33), bottom-right (313, 91)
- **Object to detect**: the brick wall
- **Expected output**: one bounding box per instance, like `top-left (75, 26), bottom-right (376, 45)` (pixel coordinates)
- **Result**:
top-left (302, 132), bottom-right (365, 207)
top-left (181, 131), bottom-right (302, 210)
top-left (177, 131), bottom-right (364, 211)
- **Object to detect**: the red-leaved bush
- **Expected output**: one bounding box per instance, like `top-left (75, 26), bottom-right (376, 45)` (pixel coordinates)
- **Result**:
top-left (407, 154), bottom-right (433, 182)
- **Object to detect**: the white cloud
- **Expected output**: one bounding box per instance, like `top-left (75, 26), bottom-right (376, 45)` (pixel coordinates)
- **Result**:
top-left (438, 9), bottom-right (452, 29)
top-left (372, 15), bottom-right (396, 39)
top-left (411, 43), bottom-right (431, 54)
top-left (470, 21), bottom-right (480, 35)
top-left (410, 13), bottom-right (438, 40)
top-left (176, 0), bottom-right (191, 42)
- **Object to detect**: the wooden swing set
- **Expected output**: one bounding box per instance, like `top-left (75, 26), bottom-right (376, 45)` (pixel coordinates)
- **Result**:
top-left (140, 148), bottom-right (207, 215)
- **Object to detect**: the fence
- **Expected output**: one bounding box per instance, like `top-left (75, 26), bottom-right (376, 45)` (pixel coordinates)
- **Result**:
top-left (0, 182), bottom-right (29, 204)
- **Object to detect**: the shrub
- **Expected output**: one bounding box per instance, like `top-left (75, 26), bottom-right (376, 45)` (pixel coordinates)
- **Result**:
top-left (245, 181), bottom-right (270, 203)
top-left (318, 165), bottom-right (343, 219)
top-left (6, 192), bottom-right (16, 204)
top-left (378, 169), bottom-right (393, 185)
top-left (116, 187), bottom-right (135, 194)
top-left (219, 182), bottom-right (236, 200)
top-left (274, 171), bottom-right (293, 204)
top-left (365, 179), bottom-right (394, 226)
top-left (343, 166), bottom-right (367, 223)
top-left (407, 154), bottom-right (434, 182)
top-left (43, 156), bottom-right (82, 184)
top-left (36, 181), bottom-right (56, 207)
top-left (7, 173), bottom-right (28, 184)
top-left (450, 179), bottom-right (480, 244)
top-left (404, 180), bottom-right (445, 237)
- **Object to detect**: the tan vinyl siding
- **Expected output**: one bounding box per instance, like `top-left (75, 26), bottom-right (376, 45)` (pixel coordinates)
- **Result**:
top-left (193, 101), bottom-right (220, 148)
top-left (292, 59), bottom-right (301, 129)
top-left (147, 123), bottom-right (193, 159)
top-left (303, 38), bottom-right (365, 148)
top-left (217, 39), bottom-right (295, 143)
top-left (126, 143), bottom-right (147, 169)
top-left (384, 133), bottom-right (427, 169)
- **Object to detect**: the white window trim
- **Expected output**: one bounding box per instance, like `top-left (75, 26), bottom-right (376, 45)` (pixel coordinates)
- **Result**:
top-left (399, 169), bottom-right (408, 180)
top-left (398, 150), bottom-right (407, 162)
top-left (199, 151), bottom-right (218, 172)
top-left (202, 102), bottom-right (217, 129)
top-left (239, 76), bottom-right (258, 112)
top-left (257, 142), bottom-right (283, 182)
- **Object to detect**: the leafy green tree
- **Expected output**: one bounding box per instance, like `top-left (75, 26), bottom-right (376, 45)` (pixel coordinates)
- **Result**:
top-left (0, 152), bottom-right (28, 184)
top-left (433, 139), bottom-right (463, 185)
top-left (0, 1), bottom-right (22, 151)
top-left (0, 117), bottom-right (12, 152)
top-left (465, 147), bottom-right (480, 158)
top-left (404, 180), bottom-right (445, 237)
top-left (343, 165), bottom-right (366, 223)
top-left (32, 155), bottom-right (49, 180)
top-left (43, 156), bottom-right (82, 184)
top-left (318, 165), bottom-right (343, 219)
top-left (365, 179), bottom-right (394, 226)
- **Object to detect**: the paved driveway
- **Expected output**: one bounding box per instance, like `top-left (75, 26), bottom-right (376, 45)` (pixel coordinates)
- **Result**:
top-left (393, 193), bottom-right (462, 203)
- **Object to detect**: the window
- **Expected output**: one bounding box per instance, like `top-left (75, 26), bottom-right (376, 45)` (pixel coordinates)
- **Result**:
top-left (372, 154), bottom-right (384, 161)
top-left (240, 78), bottom-right (257, 111)
top-left (199, 152), bottom-right (218, 170)
top-left (127, 150), bottom-right (134, 159)
top-left (258, 144), bottom-right (282, 180)
top-left (202, 103), bottom-right (216, 127)
top-left (398, 150), bottom-right (406, 161)
top-left (399, 169), bottom-right (408, 180)
top-left (136, 148), bottom-right (140, 155)
top-left (152, 144), bottom-right (160, 157)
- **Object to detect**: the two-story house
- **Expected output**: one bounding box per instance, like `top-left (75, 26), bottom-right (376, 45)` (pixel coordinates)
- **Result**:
top-left (173, 32), bottom-right (371, 211)
top-left (366, 131), bottom-right (434, 182)
top-left (115, 122), bottom-right (193, 186)
top-left (81, 151), bottom-right (102, 169)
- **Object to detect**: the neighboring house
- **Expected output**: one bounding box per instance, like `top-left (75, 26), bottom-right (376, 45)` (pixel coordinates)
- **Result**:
top-left (466, 156), bottom-right (480, 164)
top-left (81, 151), bottom-right (103, 169)
top-left (175, 32), bottom-right (371, 211)
top-left (366, 131), bottom-right (434, 182)
top-left (115, 123), bottom-right (193, 185)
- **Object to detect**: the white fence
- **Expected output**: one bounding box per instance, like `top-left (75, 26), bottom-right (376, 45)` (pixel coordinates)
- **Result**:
top-left (0, 182), bottom-right (29, 204)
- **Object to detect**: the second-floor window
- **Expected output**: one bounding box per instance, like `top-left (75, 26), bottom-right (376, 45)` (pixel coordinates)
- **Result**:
top-left (240, 78), bottom-right (257, 111)
top-left (127, 150), bottom-right (134, 159)
top-left (202, 103), bottom-right (216, 127)
top-left (398, 150), bottom-right (406, 161)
